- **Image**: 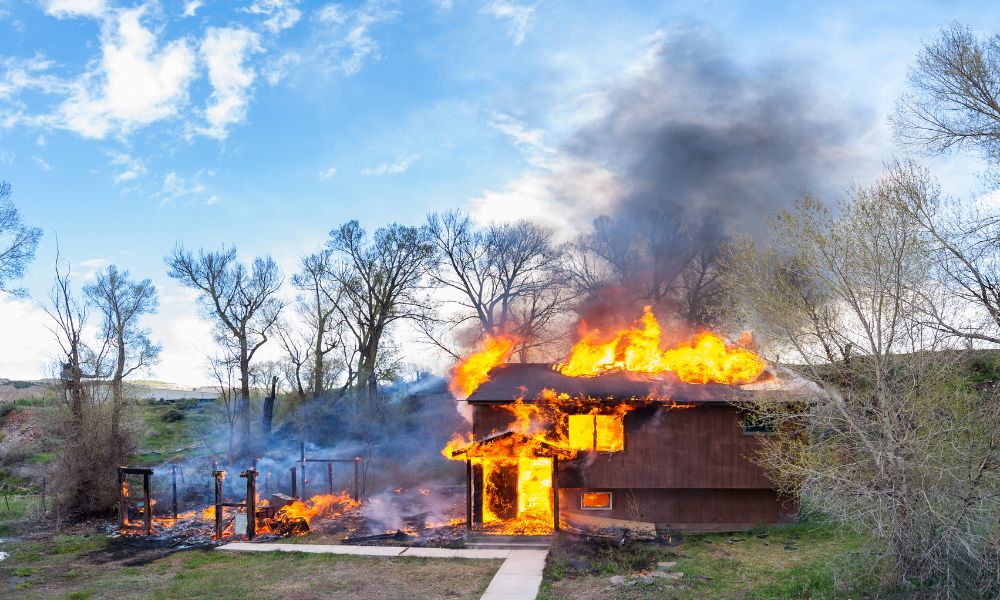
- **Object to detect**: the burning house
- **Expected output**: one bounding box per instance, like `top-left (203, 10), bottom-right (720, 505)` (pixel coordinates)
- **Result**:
top-left (445, 307), bottom-right (806, 535)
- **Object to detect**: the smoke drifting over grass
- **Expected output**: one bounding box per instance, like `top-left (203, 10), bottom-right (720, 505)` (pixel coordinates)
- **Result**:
top-left (568, 29), bottom-right (869, 237)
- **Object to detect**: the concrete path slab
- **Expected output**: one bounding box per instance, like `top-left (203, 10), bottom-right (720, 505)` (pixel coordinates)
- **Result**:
top-left (400, 547), bottom-right (512, 559)
top-left (217, 542), bottom-right (405, 556)
top-left (216, 541), bottom-right (550, 599)
top-left (480, 549), bottom-right (548, 600)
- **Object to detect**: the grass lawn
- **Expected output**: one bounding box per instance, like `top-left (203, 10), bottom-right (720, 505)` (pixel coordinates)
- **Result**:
top-left (0, 535), bottom-right (501, 599)
top-left (540, 520), bottom-right (879, 600)
top-left (0, 494), bottom-right (35, 536)
top-left (133, 399), bottom-right (216, 465)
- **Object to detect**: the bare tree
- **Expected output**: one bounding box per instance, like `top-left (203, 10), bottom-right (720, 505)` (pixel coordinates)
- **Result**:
top-left (0, 181), bottom-right (42, 295)
top-left (84, 265), bottom-right (160, 459)
top-left (290, 249), bottom-right (345, 398)
top-left (328, 221), bottom-right (435, 406)
top-left (878, 160), bottom-right (1000, 346)
top-left (166, 246), bottom-right (284, 451)
top-left (41, 256), bottom-right (120, 514)
top-left (43, 256), bottom-right (104, 423)
top-left (276, 321), bottom-right (310, 402)
top-left (722, 174), bottom-right (1000, 596)
top-left (892, 23), bottom-right (1000, 170)
top-left (209, 352), bottom-right (241, 461)
top-left (563, 207), bottom-right (727, 326)
top-left (426, 211), bottom-right (569, 359)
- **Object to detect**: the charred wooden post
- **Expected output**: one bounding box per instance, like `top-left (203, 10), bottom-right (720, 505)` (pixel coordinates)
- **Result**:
top-left (142, 471), bottom-right (152, 535)
top-left (171, 464), bottom-right (178, 520)
top-left (353, 456), bottom-right (360, 501)
top-left (212, 470), bottom-right (224, 539)
top-left (327, 463), bottom-right (334, 494)
top-left (300, 443), bottom-right (307, 499)
top-left (290, 466), bottom-right (297, 498)
top-left (265, 471), bottom-right (270, 496)
top-left (118, 467), bottom-right (154, 534)
top-left (465, 459), bottom-right (472, 531)
top-left (552, 457), bottom-right (560, 533)
top-left (116, 468), bottom-right (125, 528)
top-left (240, 468), bottom-right (257, 541)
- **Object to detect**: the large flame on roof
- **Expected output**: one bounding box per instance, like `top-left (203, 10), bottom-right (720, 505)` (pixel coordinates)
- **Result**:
top-left (449, 333), bottom-right (519, 398)
top-left (556, 306), bottom-right (766, 384)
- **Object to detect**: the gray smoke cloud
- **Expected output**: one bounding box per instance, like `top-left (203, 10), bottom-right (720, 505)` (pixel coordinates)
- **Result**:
top-left (567, 29), bottom-right (869, 237)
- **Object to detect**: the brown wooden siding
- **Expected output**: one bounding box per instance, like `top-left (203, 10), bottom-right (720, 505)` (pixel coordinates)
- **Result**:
top-left (473, 404), bottom-right (776, 490)
top-left (559, 488), bottom-right (799, 525)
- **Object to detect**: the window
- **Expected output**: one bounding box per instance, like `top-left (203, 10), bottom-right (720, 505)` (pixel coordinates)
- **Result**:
top-left (742, 412), bottom-right (776, 435)
top-left (581, 491), bottom-right (613, 510)
top-left (568, 414), bottom-right (624, 452)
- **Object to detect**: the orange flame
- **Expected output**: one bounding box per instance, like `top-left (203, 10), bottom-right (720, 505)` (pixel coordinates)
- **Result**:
top-left (556, 306), bottom-right (766, 384)
top-left (443, 390), bottom-right (638, 535)
top-left (273, 492), bottom-right (359, 525)
top-left (449, 333), bottom-right (519, 398)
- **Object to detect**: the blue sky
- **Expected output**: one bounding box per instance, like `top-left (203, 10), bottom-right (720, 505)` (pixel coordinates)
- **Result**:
top-left (1, 0), bottom-right (998, 384)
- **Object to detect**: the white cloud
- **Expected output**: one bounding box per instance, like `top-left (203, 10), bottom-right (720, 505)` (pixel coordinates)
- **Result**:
top-left (35, 134), bottom-right (45, 146)
top-left (245, 0), bottom-right (302, 33)
top-left (0, 55), bottom-right (67, 102)
top-left (360, 154), bottom-right (418, 176)
top-left (319, 164), bottom-right (337, 178)
top-left (316, 4), bottom-right (347, 24)
top-left (488, 112), bottom-right (555, 166)
top-left (78, 256), bottom-right (110, 281)
top-left (437, 0), bottom-right (454, 10)
top-left (482, 1), bottom-right (535, 45)
top-left (314, 1), bottom-right (400, 76)
top-left (58, 6), bottom-right (196, 139)
top-left (159, 169), bottom-right (215, 206)
top-left (198, 27), bottom-right (262, 139)
top-left (265, 51), bottom-right (301, 85)
top-left (467, 154), bottom-right (625, 242)
top-left (0, 296), bottom-right (57, 380)
top-left (0, 150), bottom-right (12, 164)
top-left (31, 155), bottom-right (52, 170)
top-left (182, 0), bottom-right (203, 18)
top-left (108, 151), bottom-right (146, 183)
top-left (43, 0), bottom-right (106, 19)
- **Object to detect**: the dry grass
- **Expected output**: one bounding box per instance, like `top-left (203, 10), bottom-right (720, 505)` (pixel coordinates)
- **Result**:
top-left (1, 535), bottom-right (501, 600)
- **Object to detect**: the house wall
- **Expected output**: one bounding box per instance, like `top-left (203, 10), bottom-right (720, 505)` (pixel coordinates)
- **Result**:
top-left (472, 403), bottom-right (776, 489)
top-left (471, 402), bottom-right (797, 528)
top-left (558, 488), bottom-right (798, 530)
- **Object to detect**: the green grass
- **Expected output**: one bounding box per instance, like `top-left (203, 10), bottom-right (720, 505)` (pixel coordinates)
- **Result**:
top-left (540, 519), bottom-right (879, 600)
top-left (134, 399), bottom-right (215, 464)
top-left (0, 494), bottom-right (36, 535)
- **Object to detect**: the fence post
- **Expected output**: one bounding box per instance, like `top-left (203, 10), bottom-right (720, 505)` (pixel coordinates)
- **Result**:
top-left (171, 464), bottom-right (178, 520)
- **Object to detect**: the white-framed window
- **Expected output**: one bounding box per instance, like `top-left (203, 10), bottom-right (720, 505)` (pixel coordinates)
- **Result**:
top-left (580, 491), bottom-right (613, 510)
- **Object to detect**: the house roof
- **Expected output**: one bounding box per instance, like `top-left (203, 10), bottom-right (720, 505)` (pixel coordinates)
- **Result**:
top-left (465, 363), bottom-right (811, 404)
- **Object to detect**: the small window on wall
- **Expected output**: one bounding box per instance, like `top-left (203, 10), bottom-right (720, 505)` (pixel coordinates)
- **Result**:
top-left (581, 491), bottom-right (613, 510)
top-left (743, 412), bottom-right (776, 435)
top-left (568, 414), bottom-right (624, 452)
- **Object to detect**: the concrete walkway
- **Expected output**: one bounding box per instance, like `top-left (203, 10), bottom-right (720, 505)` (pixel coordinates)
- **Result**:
top-left (217, 542), bottom-right (549, 600)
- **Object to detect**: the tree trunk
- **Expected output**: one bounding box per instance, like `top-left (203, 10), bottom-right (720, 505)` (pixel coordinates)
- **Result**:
top-left (239, 340), bottom-right (252, 453)
top-left (261, 376), bottom-right (277, 436)
top-left (312, 317), bottom-right (324, 399)
top-left (110, 335), bottom-right (126, 461)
